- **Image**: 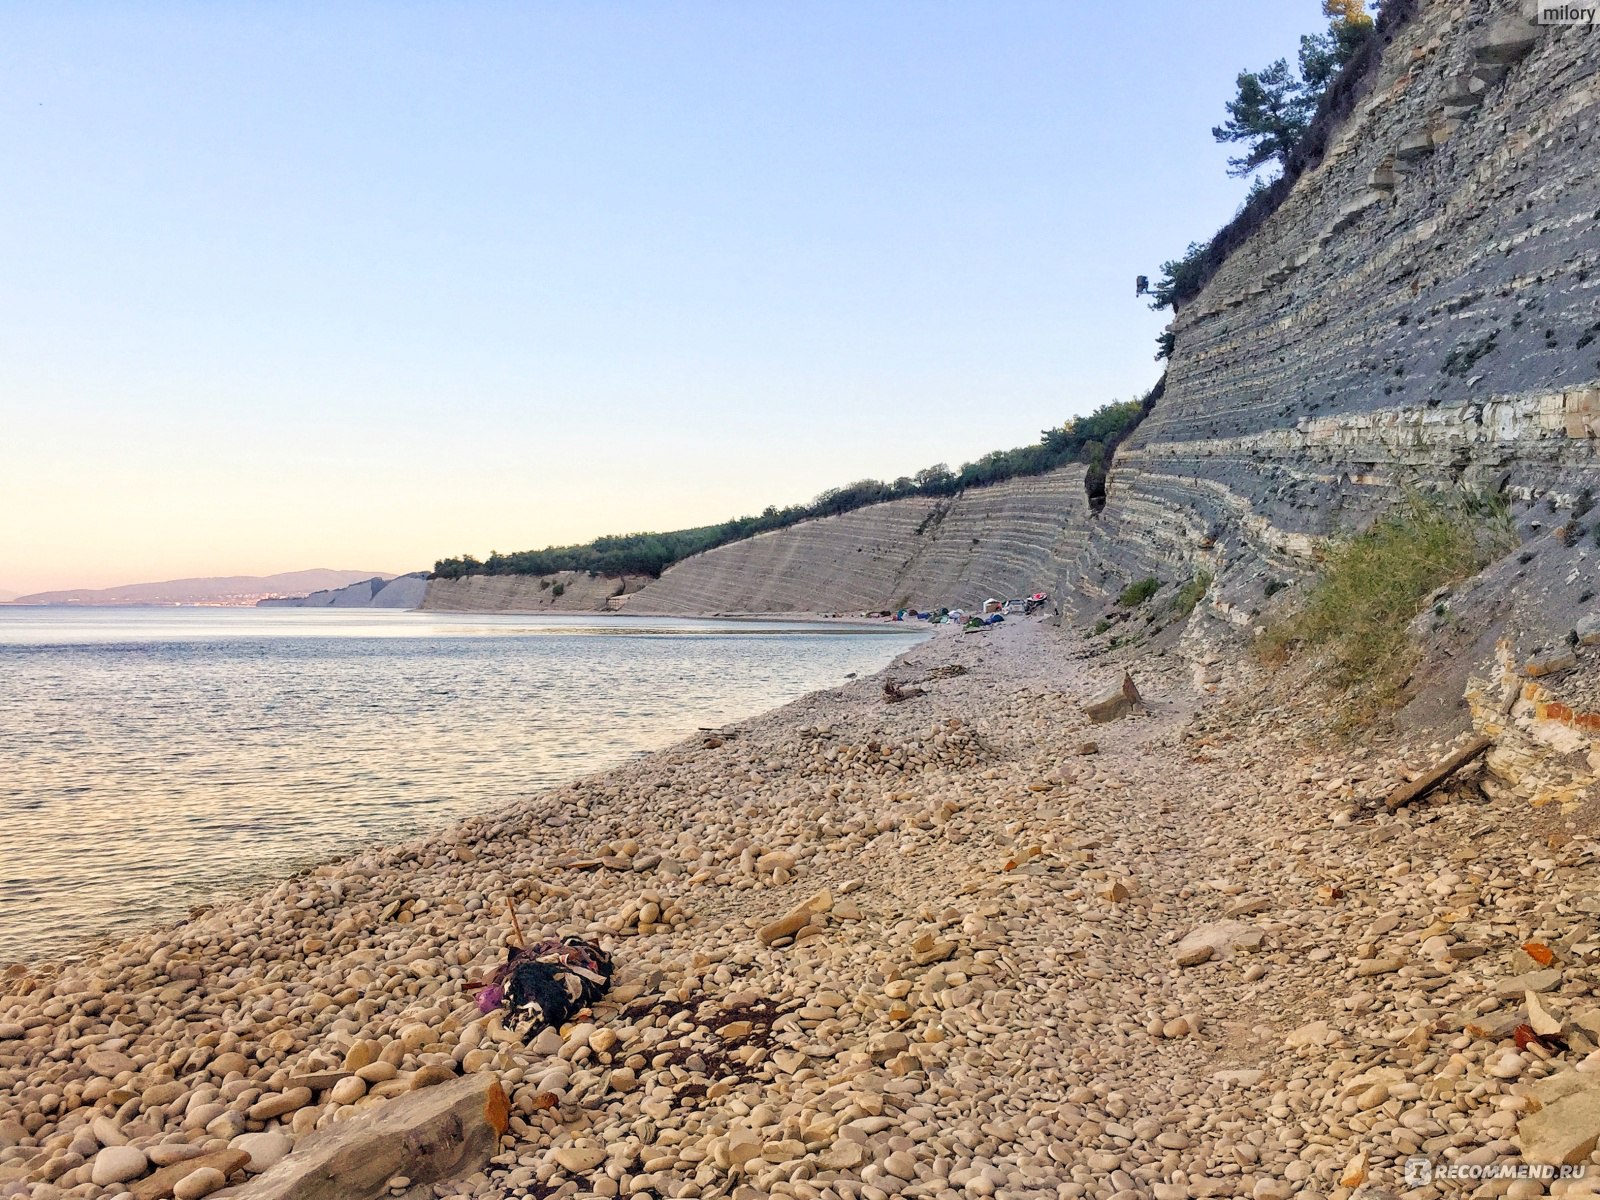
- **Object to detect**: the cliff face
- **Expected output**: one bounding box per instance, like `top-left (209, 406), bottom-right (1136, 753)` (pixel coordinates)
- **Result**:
top-left (623, 467), bottom-right (1090, 614)
top-left (259, 572), bottom-right (429, 609)
top-left (421, 571), bottom-right (652, 614)
top-left (1076, 0), bottom-right (1600, 618)
top-left (1057, 0), bottom-right (1600, 801)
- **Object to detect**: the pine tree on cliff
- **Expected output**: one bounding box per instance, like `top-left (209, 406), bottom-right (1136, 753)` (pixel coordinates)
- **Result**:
top-left (1211, 1), bottom-right (1375, 178)
top-left (1212, 58), bottom-right (1312, 178)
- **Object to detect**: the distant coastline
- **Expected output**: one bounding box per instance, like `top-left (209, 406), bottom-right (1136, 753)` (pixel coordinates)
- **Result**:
top-left (6, 568), bottom-right (398, 608)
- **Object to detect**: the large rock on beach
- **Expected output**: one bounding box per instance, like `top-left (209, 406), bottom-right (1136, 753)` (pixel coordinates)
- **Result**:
top-left (1083, 672), bottom-right (1142, 722)
top-left (1519, 1073), bottom-right (1600, 1165)
top-left (211, 1072), bottom-right (507, 1200)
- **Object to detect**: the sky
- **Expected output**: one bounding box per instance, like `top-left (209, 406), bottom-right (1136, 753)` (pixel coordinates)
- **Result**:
top-left (0, 2), bottom-right (1327, 594)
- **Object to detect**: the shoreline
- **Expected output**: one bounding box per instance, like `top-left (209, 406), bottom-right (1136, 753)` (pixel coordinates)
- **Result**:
top-left (0, 611), bottom-right (931, 969)
top-left (3, 619), bottom-right (1591, 1198)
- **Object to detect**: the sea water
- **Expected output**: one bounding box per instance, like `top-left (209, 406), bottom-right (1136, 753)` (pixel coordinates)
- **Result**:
top-left (0, 607), bottom-right (927, 962)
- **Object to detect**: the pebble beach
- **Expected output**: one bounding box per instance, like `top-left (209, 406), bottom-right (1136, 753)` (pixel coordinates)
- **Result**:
top-left (4, 618), bottom-right (1599, 1200)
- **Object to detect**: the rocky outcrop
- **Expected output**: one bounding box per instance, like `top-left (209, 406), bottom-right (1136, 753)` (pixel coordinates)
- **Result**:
top-left (626, 467), bottom-right (1089, 614)
top-left (368, 574), bottom-right (430, 609)
top-left (414, 466), bottom-right (1090, 618)
top-left (1074, 1), bottom-right (1600, 638)
top-left (19, 570), bottom-right (392, 608)
top-left (259, 573), bottom-right (430, 609)
top-left (422, 571), bottom-right (652, 614)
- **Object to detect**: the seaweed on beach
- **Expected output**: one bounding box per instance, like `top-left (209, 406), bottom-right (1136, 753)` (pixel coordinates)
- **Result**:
top-left (620, 991), bottom-right (797, 1104)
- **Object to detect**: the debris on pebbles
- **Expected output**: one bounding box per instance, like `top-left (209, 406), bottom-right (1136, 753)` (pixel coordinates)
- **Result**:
top-left (5, 620), bottom-right (1600, 1198)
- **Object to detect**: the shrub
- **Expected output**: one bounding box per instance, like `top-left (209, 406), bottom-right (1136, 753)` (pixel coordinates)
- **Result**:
top-left (1442, 332), bottom-right (1499, 377)
top-left (1173, 571), bottom-right (1215, 619)
top-left (551, 582), bottom-right (566, 597)
top-left (1118, 577), bottom-right (1161, 607)
top-left (1093, 617), bottom-right (1113, 636)
top-left (1149, 243), bottom-right (1211, 312)
top-left (1257, 491), bottom-right (1515, 718)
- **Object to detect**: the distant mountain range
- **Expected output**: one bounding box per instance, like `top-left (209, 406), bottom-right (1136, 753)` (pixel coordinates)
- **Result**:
top-left (8, 569), bottom-right (397, 607)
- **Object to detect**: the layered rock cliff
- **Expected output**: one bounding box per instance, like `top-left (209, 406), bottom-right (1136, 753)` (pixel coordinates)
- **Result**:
top-left (1078, 1), bottom-right (1600, 622)
top-left (259, 572), bottom-right (430, 609)
top-left (417, 468), bottom-right (1090, 616)
top-left (1063, 0), bottom-right (1600, 800)
top-left (422, 571), bottom-right (653, 614)
top-left (625, 466), bottom-right (1088, 614)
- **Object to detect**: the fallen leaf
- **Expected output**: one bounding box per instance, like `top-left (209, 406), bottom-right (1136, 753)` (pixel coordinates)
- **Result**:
top-left (1514, 1023), bottom-right (1566, 1055)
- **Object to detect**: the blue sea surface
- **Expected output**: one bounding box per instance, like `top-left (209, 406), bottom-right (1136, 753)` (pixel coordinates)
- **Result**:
top-left (0, 607), bottom-right (927, 962)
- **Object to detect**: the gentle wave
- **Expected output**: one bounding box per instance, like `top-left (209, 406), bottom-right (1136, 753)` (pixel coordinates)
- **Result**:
top-left (0, 607), bottom-right (927, 962)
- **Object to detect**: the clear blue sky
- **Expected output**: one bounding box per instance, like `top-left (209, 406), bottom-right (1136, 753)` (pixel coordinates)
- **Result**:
top-left (2, 2), bottom-right (1325, 593)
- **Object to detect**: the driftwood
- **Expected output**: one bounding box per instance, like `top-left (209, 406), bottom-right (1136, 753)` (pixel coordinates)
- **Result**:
top-left (883, 681), bottom-right (925, 704)
top-left (1386, 736), bottom-right (1492, 810)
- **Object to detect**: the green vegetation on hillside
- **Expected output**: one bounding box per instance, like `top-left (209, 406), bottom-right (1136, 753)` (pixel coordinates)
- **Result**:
top-left (1172, 570), bottom-right (1214, 619)
top-left (1258, 491), bottom-right (1516, 719)
top-left (1117, 577), bottom-right (1161, 608)
top-left (432, 390), bottom-right (1158, 581)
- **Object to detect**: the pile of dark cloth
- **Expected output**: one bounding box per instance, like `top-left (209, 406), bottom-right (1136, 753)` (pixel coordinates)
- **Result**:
top-left (476, 936), bottom-right (613, 1037)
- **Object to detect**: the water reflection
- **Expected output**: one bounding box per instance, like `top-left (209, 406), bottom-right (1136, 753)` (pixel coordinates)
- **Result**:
top-left (0, 608), bottom-right (926, 962)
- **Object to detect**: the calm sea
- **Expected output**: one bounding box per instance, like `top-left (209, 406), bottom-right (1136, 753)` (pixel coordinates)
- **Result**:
top-left (0, 607), bottom-right (927, 963)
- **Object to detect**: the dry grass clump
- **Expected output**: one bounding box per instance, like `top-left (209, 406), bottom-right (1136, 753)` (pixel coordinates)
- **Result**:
top-left (1259, 491), bottom-right (1515, 718)
top-left (1173, 570), bottom-right (1213, 619)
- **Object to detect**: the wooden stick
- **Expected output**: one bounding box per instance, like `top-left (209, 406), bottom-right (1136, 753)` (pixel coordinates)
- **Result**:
top-left (507, 899), bottom-right (527, 948)
top-left (1386, 735), bottom-right (1492, 810)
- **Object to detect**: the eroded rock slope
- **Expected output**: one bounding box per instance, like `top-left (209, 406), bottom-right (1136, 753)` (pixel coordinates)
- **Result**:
top-left (624, 468), bottom-right (1090, 615)
top-left (1076, 1), bottom-right (1600, 621)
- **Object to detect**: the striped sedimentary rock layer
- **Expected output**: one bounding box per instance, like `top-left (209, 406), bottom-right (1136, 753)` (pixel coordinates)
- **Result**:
top-left (1075, 0), bottom-right (1600, 618)
top-left (422, 571), bottom-right (652, 613)
top-left (628, 467), bottom-right (1090, 614)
